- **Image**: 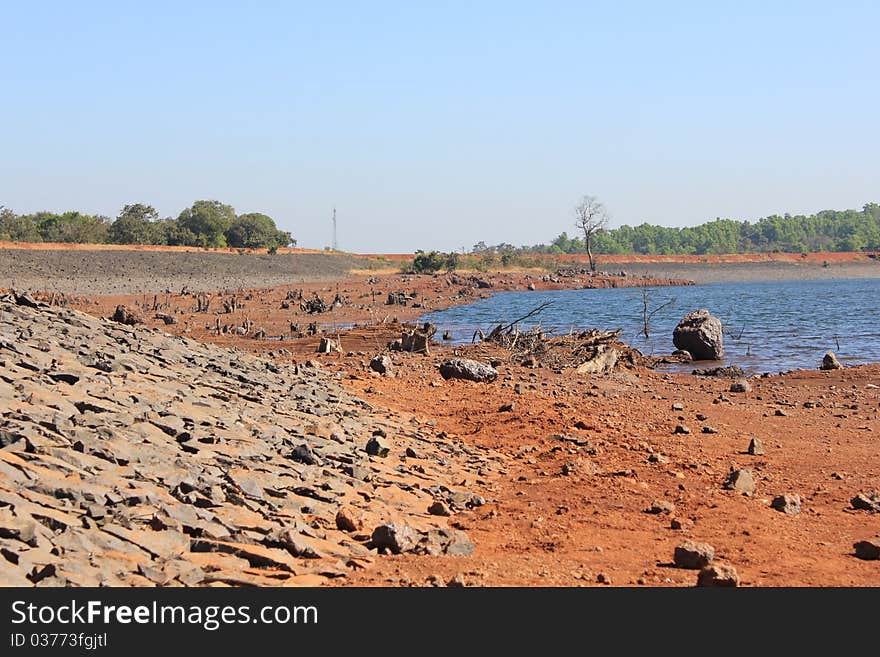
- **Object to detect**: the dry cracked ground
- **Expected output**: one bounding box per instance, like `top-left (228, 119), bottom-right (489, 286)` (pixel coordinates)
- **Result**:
top-left (0, 294), bottom-right (501, 586)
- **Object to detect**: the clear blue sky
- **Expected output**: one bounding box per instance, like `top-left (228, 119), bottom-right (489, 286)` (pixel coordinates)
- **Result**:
top-left (1, 1), bottom-right (878, 252)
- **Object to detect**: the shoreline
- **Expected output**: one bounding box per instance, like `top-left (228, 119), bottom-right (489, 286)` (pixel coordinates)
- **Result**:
top-left (3, 258), bottom-right (880, 587)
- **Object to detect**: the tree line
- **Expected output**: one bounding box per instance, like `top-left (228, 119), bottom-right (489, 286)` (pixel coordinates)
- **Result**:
top-left (0, 201), bottom-right (295, 251)
top-left (472, 203), bottom-right (880, 256)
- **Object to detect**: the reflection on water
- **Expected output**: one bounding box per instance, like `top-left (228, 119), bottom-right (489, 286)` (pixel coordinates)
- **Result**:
top-left (419, 278), bottom-right (880, 374)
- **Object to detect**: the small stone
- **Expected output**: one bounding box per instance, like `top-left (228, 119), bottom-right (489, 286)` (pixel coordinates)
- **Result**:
top-left (747, 438), bottom-right (764, 455)
top-left (428, 500), bottom-right (452, 517)
top-left (498, 402), bottom-right (515, 412)
top-left (771, 494), bottom-right (801, 515)
top-left (405, 446), bottom-right (422, 459)
top-left (697, 563), bottom-right (740, 587)
top-left (672, 403), bottom-right (684, 411)
top-left (369, 354), bottom-right (393, 375)
top-left (366, 435), bottom-right (391, 457)
top-left (448, 573), bottom-right (468, 587)
top-left (289, 443), bottom-right (320, 465)
top-left (674, 540), bottom-right (715, 569)
top-left (674, 424), bottom-right (691, 435)
top-left (111, 305), bottom-right (142, 325)
top-left (851, 492), bottom-right (880, 512)
top-left (701, 426), bottom-right (718, 434)
top-left (723, 469), bottom-right (755, 494)
top-left (371, 522), bottom-right (419, 554)
top-left (730, 379), bottom-right (752, 393)
top-left (443, 530), bottom-right (475, 556)
top-left (774, 409), bottom-right (788, 417)
top-left (853, 538), bottom-right (880, 560)
top-left (670, 517), bottom-right (693, 531)
top-left (645, 500), bottom-right (676, 515)
top-left (425, 574), bottom-right (445, 587)
top-left (335, 506), bottom-right (365, 532)
top-left (820, 351), bottom-right (842, 370)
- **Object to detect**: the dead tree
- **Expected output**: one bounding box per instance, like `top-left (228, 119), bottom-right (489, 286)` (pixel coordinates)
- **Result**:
top-left (641, 288), bottom-right (675, 339)
top-left (574, 195), bottom-right (608, 273)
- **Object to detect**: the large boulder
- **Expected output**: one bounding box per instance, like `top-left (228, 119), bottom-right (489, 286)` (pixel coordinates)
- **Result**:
top-left (439, 358), bottom-right (498, 383)
top-left (673, 309), bottom-right (724, 361)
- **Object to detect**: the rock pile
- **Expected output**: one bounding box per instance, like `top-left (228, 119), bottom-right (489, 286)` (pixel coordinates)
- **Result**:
top-left (0, 297), bottom-right (501, 586)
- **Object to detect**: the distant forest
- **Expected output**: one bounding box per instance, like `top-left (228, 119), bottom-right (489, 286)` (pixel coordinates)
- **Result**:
top-left (0, 201), bottom-right (294, 251)
top-left (472, 203), bottom-right (880, 256)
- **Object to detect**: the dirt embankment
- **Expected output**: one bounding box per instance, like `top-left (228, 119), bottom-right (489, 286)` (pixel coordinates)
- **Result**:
top-left (0, 250), bottom-right (367, 295)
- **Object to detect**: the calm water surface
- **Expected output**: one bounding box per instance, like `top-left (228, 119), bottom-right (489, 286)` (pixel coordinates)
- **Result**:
top-left (418, 278), bottom-right (880, 373)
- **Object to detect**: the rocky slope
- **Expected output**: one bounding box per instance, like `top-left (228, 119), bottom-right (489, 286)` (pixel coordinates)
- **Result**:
top-left (0, 295), bottom-right (501, 586)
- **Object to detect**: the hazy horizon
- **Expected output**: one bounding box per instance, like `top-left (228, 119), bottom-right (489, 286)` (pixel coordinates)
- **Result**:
top-left (2, 2), bottom-right (878, 251)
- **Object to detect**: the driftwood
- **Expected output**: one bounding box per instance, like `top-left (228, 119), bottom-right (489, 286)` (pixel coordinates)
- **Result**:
top-left (472, 299), bottom-right (629, 371)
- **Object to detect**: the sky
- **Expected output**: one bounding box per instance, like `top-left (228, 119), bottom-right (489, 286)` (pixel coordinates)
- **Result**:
top-left (1, 1), bottom-right (878, 252)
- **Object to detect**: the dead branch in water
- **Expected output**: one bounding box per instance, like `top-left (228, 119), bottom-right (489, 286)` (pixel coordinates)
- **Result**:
top-left (641, 289), bottom-right (675, 339)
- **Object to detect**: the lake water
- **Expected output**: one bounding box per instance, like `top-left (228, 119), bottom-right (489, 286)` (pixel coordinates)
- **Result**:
top-left (418, 278), bottom-right (880, 374)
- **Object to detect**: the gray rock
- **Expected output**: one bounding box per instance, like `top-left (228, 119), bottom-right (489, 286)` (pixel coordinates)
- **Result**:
top-left (289, 443), bottom-right (320, 465)
top-left (853, 538), bottom-right (880, 560)
top-left (111, 305), bottom-right (142, 325)
top-left (747, 438), bottom-right (764, 455)
top-left (369, 354), bottom-right (393, 375)
top-left (439, 358), bottom-right (498, 383)
top-left (723, 469), bottom-right (755, 494)
top-left (820, 351), bottom-right (842, 370)
top-left (673, 309), bottom-right (724, 361)
top-left (575, 347), bottom-right (618, 375)
top-left (730, 379), bottom-right (752, 393)
top-left (316, 337), bottom-right (340, 354)
top-left (428, 500), bottom-right (452, 516)
top-left (365, 434), bottom-right (391, 457)
top-left (443, 530), bottom-right (475, 556)
top-left (372, 522), bottom-right (419, 554)
top-left (771, 494), bottom-right (801, 515)
top-left (674, 540), bottom-right (715, 569)
top-left (697, 563), bottom-right (740, 587)
top-left (851, 491), bottom-right (880, 512)
top-left (646, 500), bottom-right (676, 515)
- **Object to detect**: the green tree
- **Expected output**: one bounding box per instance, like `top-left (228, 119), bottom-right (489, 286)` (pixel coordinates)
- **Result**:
top-left (176, 200), bottom-right (236, 247)
top-left (110, 204), bottom-right (162, 244)
top-left (30, 211), bottom-right (110, 243)
top-left (0, 207), bottom-right (41, 242)
top-left (226, 212), bottom-right (294, 249)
